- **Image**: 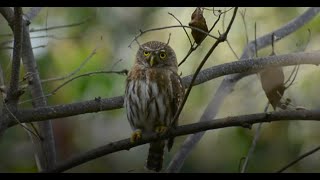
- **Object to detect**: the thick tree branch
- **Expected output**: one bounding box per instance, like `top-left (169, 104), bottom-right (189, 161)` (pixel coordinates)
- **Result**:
top-left (9, 96), bottom-right (124, 127)
top-left (0, 7), bottom-right (53, 171)
top-left (6, 7), bottom-right (23, 107)
top-left (4, 51), bottom-right (320, 127)
top-left (1, 6), bottom-right (59, 170)
top-left (21, 22), bottom-right (56, 171)
top-left (42, 109), bottom-right (320, 173)
top-left (0, 7), bottom-right (14, 29)
top-left (242, 7), bottom-right (320, 59)
top-left (166, 7), bottom-right (320, 172)
top-left (0, 7), bottom-right (23, 135)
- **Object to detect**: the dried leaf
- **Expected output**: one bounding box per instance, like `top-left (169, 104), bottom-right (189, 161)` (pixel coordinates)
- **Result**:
top-left (188, 7), bottom-right (209, 44)
top-left (259, 67), bottom-right (285, 110)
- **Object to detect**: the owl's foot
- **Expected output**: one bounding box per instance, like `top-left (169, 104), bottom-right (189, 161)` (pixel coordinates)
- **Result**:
top-left (155, 126), bottom-right (168, 134)
top-left (130, 129), bottom-right (142, 143)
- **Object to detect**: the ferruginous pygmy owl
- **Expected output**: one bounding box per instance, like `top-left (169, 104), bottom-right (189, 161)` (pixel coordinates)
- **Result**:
top-left (124, 41), bottom-right (184, 172)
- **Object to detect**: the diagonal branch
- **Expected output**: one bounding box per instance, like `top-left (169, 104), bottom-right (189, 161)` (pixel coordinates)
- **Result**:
top-left (42, 109), bottom-right (320, 173)
top-left (41, 48), bottom-right (98, 83)
top-left (0, 7), bottom-right (15, 29)
top-left (22, 26), bottom-right (56, 171)
top-left (166, 7), bottom-right (320, 173)
top-left (168, 12), bottom-right (192, 46)
top-left (29, 17), bottom-right (92, 33)
top-left (275, 145), bottom-right (320, 173)
top-left (171, 7), bottom-right (238, 128)
top-left (19, 70), bottom-right (127, 105)
top-left (240, 104), bottom-right (269, 173)
top-left (4, 51), bottom-right (320, 127)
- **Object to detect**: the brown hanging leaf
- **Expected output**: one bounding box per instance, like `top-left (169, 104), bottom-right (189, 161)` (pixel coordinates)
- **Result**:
top-left (259, 67), bottom-right (285, 110)
top-left (188, 7), bottom-right (209, 44)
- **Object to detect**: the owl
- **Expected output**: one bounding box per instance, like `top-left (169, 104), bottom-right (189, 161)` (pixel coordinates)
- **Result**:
top-left (124, 41), bottom-right (184, 172)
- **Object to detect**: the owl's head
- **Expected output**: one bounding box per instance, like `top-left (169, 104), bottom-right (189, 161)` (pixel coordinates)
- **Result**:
top-left (135, 41), bottom-right (177, 71)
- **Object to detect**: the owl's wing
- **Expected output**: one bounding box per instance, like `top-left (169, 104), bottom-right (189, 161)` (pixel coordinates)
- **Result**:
top-left (167, 72), bottom-right (185, 151)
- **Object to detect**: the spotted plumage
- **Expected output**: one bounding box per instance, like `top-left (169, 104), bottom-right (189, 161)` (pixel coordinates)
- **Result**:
top-left (124, 41), bottom-right (184, 172)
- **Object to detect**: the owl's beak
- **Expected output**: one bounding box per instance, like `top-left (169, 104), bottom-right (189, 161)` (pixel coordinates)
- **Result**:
top-left (149, 55), bottom-right (155, 67)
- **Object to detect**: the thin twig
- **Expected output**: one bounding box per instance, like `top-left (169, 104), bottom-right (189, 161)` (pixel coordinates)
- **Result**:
top-left (240, 103), bottom-right (269, 173)
top-left (49, 70), bottom-right (127, 95)
top-left (276, 145), bottom-right (320, 173)
top-left (254, 22), bottom-right (258, 58)
top-left (31, 34), bottom-right (81, 40)
top-left (178, 9), bottom-right (224, 67)
top-left (284, 65), bottom-right (300, 89)
top-left (41, 48), bottom-right (98, 83)
top-left (284, 28), bottom-right (311, 89)
top-left (284, 66), bottom-right (297, 86)
top-left (284, 29), bottom-right (311, 87)
top-left (128, 25), bottom-right (219, 48)
top-left (168, 12), bottom-right (192, 46)
top-left (165, 33), bottom-right (171, 46)
top-left (43, 109), bottom-right (320, 173)
top-left (209, 7), bottom-right (234, 16)
top-left (32, 45), bottom-right (47, 49)
top-left (110, 59), bottom-right (124, 71)
top-left (171, 7), bottom-right (238, 128)
top-left (240, 9), bottom-right (249, 45)
top-left (19, 70), bottom-right (128, 105)
top-left (0, 16), bottom-right (92, 37)
top-left (3, 101), bottom-right (41, 140)
top-left (1, 44), bottom-right (48, 50)
top-left (302, 29), bottom-right (311, 51)
top-left (222, 7), bottom-right (239, 60)
top-left (30, 17), bottom-right (92, 33)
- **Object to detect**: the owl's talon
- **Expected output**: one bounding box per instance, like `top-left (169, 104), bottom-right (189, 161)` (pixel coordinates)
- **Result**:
top-left (130, 129), bottom-right (142, 143)
top-left (155, 126), bottom-right (168, 134)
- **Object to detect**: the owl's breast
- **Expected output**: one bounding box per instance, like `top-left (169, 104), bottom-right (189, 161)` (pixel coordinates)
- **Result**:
top-left (125, 70), bottom-right (174, 132)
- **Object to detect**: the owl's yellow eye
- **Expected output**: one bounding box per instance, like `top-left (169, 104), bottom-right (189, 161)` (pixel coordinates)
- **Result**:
top-left (159, 52), bottom-right (167, 59)
top-left (143, 51), bottom-right (150, 56)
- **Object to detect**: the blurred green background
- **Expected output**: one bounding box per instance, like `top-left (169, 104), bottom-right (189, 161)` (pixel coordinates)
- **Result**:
top-left (0, 7), bottom-right (320, 173)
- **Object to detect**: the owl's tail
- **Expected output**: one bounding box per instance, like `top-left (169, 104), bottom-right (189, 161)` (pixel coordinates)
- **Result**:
top-left (145, 140), bottom-right (165, 172)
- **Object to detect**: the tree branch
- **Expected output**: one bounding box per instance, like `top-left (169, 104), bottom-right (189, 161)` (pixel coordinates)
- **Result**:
top-left (0, 7), bottom-right (14, 29)
top-left (29, 17), bottom-right (92, 33)
top-left (275, 144), bottom-right (320, 173)
top-left (42, 109), bottom-right (320, 173)
top-left (171, 7), bottom-right (238, 128)
top-left (166, 7), bottom-right (320, 172)
top-left (178, 8), bottom-right (223, 67)
top-left (240, 104), bottom-right (269, 173)
top-left (20, 11), bottom-right (56, 170)
top-left (0, 7), bottom-right (23, 135)
top-left (6, 7), bottom-right (23, 107)
top-left (128, 25), bottom-right (218, 48)
top-left (41, 48), bottom-right (98, 83)
top-left (3, 51), bottom-right (320, 127)
top-left (19, 70), bottom-right (127, 105)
